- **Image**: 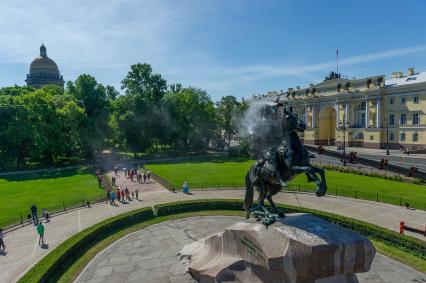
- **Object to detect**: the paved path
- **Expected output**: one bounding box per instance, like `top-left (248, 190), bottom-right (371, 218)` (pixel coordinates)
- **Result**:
top-left (75, 216), bottom-right (426, 283)
top-left (1, 172), bottom-right (425, 283)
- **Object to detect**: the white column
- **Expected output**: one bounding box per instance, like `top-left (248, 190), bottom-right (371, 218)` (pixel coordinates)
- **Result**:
top-left (365, 100), bottom-right (369, 128)
top-left (312, 106), bottom-right (316, 128)
top-left (345, 103), bottom-right (349, 125)
top-left (335, 103), bottom-right (340, 129)
top-left (376, 99), bottom-right (381, 128)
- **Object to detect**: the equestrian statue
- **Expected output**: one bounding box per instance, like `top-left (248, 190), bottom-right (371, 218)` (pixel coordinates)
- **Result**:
top-left (243, 98), bottom-right (327, 225)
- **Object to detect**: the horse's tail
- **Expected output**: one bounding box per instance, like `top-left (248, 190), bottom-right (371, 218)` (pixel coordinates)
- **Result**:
top-left (243, 170), bottom-right (254, 218)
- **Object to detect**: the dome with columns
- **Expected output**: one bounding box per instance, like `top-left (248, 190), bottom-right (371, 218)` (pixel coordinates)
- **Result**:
top-left (26, 44), bottom-right (64, 89)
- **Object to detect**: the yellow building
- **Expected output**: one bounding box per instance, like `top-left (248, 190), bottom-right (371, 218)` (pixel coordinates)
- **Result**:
top-left (274, 68), bottom-right (426, 151)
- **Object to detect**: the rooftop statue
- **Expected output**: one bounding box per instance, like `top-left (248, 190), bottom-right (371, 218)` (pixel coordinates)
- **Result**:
top-left (244, 98), bottom-right (327, 225)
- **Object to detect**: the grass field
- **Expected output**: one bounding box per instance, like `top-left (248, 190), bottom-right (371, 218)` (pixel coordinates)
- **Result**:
top-left (146, 156), bottom-right (426, 209)
top-left (0, 167), bottom-right (103, 228)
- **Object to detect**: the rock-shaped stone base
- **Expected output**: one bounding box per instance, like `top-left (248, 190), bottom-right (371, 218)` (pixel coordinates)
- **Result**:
top-left (179, 213), bottom-right (375, 283)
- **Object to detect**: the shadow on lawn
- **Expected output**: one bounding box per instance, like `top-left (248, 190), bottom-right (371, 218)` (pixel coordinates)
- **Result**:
top-left (0, 167), bottom-right (95, 182)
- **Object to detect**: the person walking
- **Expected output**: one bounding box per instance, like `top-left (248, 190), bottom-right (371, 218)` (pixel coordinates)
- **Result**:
top-left (30, 204), bottom-right (38, 225)
top-left (135, 189), bottom-right (139, 200)
top-left (147, 171), bottom-right (151, 183)
top-left (143, 172), bottom-right (146, 183)
top-left (116, 188), bottom-right (121, 202)
top-left (121, 189), bottom-right (126, 202)
top-left (37, 222), bottom-right (45, 245)
top-left (106, 190), bottom-right (111, 204)
top-left (110, 191), bottom-right (116, 205)
top-left (0, 228), bottom-right (5, 251)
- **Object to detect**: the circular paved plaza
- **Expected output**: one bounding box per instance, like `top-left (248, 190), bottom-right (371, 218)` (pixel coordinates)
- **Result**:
top-left (76, 216), bottom-right (426, 283)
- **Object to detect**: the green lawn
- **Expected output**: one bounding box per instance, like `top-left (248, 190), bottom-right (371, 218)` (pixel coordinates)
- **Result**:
top-left (0, 167), bottom-right (103, 228)
top-left (146, 156), bottom-right (426, 209)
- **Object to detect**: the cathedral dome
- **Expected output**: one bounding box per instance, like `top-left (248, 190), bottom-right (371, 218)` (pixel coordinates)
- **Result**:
top-left (26, 44), bottom-right (64, 88)
top-left (29, 44), bottom-right (59, 75)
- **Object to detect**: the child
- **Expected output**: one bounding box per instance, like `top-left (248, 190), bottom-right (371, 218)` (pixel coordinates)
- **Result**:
top-left (41, 208), bottom-right (47, 220)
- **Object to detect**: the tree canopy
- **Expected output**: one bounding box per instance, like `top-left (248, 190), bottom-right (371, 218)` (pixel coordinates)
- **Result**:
top-left (0, 63), bottom-right (245, 170)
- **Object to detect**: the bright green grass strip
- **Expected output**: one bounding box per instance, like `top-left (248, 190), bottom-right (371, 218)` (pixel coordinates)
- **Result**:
top-left (58, 210), bottom-right (245, 283)
top-left (146, 158), bottom-right (426, 209)
top-left (0, 167), bottom-right (103, 228)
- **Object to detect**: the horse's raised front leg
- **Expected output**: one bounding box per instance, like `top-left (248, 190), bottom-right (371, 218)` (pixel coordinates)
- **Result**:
top-left (310, 165), bottom-right (327, 197)
top-left (292, 166), bottom-right (324, 197)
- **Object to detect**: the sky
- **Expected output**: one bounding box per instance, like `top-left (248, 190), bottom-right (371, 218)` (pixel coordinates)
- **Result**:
top-left (1, 0), bottom-right (426, 101)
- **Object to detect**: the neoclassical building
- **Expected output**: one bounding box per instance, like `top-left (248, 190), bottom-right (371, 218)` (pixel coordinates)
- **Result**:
top-left (25, 44), bottom-right (64, 88)
top-left (265, 68), bottom-right (426, 150)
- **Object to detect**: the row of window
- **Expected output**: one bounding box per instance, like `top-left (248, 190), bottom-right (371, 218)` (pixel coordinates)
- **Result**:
top-left (388, 113), bottom-right (420, 125)
top-left (355, 132), bottom-right (419, 142)
top-left (389, 132), bottom-right (419, 142)
top-left (389, 96), bottom-right (419, 104)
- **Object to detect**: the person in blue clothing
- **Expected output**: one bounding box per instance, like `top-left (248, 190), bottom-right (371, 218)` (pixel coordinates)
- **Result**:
top-left (183, 181), bottom-right (189, 194)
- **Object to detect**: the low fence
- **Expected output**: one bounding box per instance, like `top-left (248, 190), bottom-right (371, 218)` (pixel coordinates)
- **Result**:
top-left (174, 180), bottom-right (426, 211)
top-left (3, 173), bottom-right (110, 233)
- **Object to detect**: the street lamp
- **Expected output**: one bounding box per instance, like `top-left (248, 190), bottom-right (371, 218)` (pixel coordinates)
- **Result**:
top-left (339, 120), bottom-right (350, 166)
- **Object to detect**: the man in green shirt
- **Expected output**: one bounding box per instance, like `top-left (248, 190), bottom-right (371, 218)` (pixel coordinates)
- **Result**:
top-left (37, 222), bottom-right (45, 245)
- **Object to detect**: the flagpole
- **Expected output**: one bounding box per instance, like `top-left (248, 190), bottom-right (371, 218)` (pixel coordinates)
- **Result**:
top-left (336, 48), bottom-right (339, 75)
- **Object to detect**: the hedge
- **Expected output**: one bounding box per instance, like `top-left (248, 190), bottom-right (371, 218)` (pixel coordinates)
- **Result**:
top-left (20, 200), bottom-right (425, 283)
top-left (18, 207), bottom-right (155, 283)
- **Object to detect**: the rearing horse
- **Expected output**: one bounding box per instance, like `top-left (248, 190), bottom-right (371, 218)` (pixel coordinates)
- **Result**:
top-left (243, 107), bottom-right (327, 225)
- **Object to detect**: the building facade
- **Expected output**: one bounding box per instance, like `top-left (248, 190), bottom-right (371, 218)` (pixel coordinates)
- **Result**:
top-left (25, 44), bottom-right (64, 88)
top-left (268, 68), bottom-right (426, 151)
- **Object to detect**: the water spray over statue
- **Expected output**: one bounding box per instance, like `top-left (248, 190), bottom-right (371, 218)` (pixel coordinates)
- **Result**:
top-left (242, 95), bottom-right (328, 225)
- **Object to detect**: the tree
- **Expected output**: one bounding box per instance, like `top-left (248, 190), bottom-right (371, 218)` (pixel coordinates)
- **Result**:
top-left (67, 74), bottom-right (110, 159)
top-left (121, 63), bottom-right (167, 103)
top-left (164, 88), bottom-right (216, 149)
top-left (216, 95), bottom-right (240, 147)
top-left (115, 63), bottom-right (168, 153)
top-left (106, 85), bottom-right (119, 101)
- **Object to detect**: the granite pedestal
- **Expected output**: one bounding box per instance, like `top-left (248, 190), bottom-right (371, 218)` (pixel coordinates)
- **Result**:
top-left (179, 213), bottom-right (375, 283)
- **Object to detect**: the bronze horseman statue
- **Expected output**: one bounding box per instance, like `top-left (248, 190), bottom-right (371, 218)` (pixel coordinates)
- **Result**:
top-left (244, 98), bottom-right (327, 225)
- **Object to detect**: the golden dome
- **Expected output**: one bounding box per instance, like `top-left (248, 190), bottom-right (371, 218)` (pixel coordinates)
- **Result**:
top-left (29, 44), bottom-right (60, 75)
top-left (30, 56), bottom-right (59, 73)
top-left (26, 44), bottom-right (64, 88)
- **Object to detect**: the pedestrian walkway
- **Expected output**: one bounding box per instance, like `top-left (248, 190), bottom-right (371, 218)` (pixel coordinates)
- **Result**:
top-left (0, 172), bottom-right (425, 283)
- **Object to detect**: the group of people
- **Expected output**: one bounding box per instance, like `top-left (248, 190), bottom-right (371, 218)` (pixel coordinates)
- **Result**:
top-left (0, 212), bottom-right (45, 252)
top-left (30, 204), bottom-right (47, 246)
top-left (106, 187), bottom-right (139, 205)
top-left (125, 168), bottom-right (151, 184)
